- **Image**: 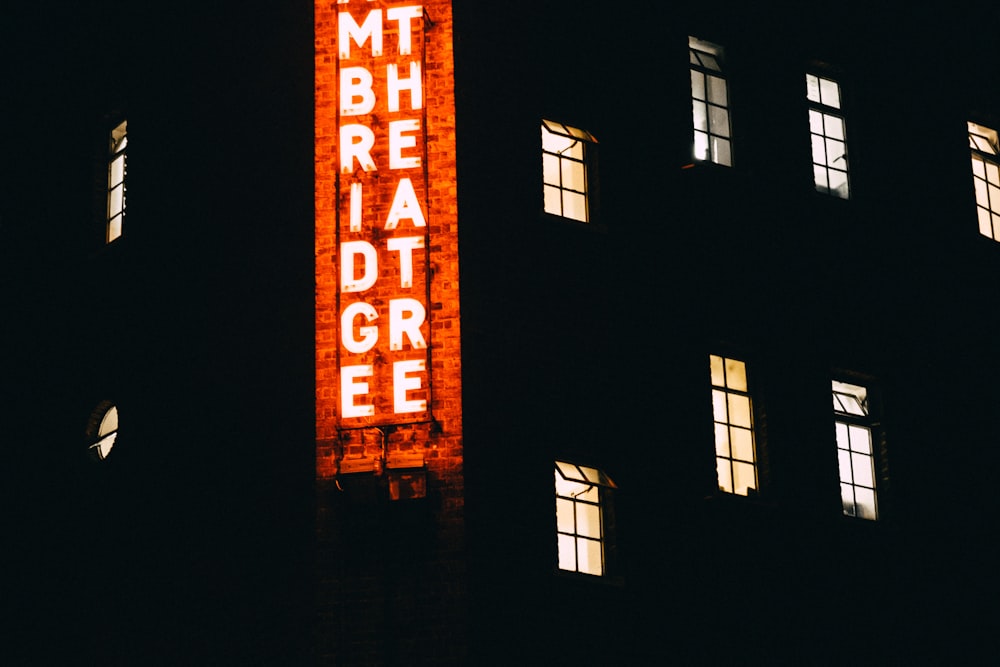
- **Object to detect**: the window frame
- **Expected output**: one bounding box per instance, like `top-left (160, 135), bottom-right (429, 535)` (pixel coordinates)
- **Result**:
top-left (554, 460), bottom-right (616, 578)
top-left (968, 120), bottom-right (1000, 241)
top-left (689, 36), bottom-right (734, 167)
top-left (106, 119), bottom-right (127, 243)
top-left (709, 354), bottom-right (760, 497)
top-left (806, 72), bottom-right (850, 199)
top-left (832, 378), bottom-right (882, 521)
top-left (541, 119), bottom-right (598, 224)
top-left (86, 400), bottom-right (120, 462)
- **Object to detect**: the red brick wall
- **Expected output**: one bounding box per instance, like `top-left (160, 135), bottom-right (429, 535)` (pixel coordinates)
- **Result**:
top-left (315, 1), bottom-right (464, 662)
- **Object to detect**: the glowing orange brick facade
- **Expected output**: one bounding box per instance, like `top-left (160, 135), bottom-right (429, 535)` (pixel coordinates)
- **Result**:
top-left (316, 0), bottom-right (461, 476)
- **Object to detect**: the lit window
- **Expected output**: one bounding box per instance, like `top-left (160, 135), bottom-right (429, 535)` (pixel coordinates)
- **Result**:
top-left (969, 121), bottom-right (1000, 240)
top-left (554, 460), bottom-right (615, 576)
top-left (832, 380), bottom-right (878, 520)
top-left (107, 120), bottom-right (127, 243)
top-left (88, 403), bottom-right (119, 461)
top-left (541, 119), bottom-right (597, 223)
top-left (710, 355), bottom-right (758, 496)
top-left (689, 37), bottom-right (733, 166)
top-left (806, 74), bottom-right (849, 198)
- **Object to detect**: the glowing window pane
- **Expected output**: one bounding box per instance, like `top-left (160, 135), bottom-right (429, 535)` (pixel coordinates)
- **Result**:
top-left (838, 449), bottom-right (852, 483)
top-left (562, 191), bottom-right (587, 223)
top-left (556, 498), bottom-right (575, 533)
top-left (707, 76), bottom-right (727, 106)
top-left (727, 394), bottom-right (751, 428)
top-left (709, 355), bottom-right (757, 496)
top-left (811, 133), bottom-right (826, 164)
top-left (730, 427), bottom-right (753, 462)
top-left (690, 36), bottom-right (732, 166)
top-left (542, 154), bottom-right (560, 186)
top-left (110, 155), bottom-right (124, 187)
top-left (809, 110), bottom-right (824, 135)
top-left (710, 355), bottom-right (725, 387)
top-left (713, 138), bottom-right (731, 167)
top-left (691, 71), bottom-right (706, 100)
top-left (806, 74), bottom-right (821, 103)
top-left (848, 425), bottom-right (871, 453)
top-left (975, 178), bottom-right (990, 207)
top-left (826, 138), bottom-right (846, 166)
top-left (852, 452), bottom-right (874, 488)
top-left (558, 534), bottom-right (576, 570)
top-left (576, 503), bottom-right (601, 539)
top-left (717, 458), bottom-right (733, 494)
top-left (709, 106), bottom-right (731, 138)
top-left (855, 488), bottom-right (877, 520)
top-left (813, 164), bottom-right (828, 190)
top-left (819, 78), bottom-right (840, 108)
top-left (712, 389), bottom-right (727, 422)
top-left (541, 120), bottom-right (596, 223)
top-left (715, 423), bottom-right (730, 458)
top-left (544, 185), bottom-right (562, 216)
top-left (694, 131), bottom-right (709, 160)
top-left (829, 170), bottom-right (849, 198)
top-left (732, 462), bottom-right (756, 496)
top-left (561, 160), bottom-right (585, 192)
top-left (978, 207), bottom-right (992, 237)
top-left (109, 185), bottom-right (123, 217)
top-left (824, 115), bottom-right (845, 141)
top-left (108, 217), bottom-right (122, 243)
top-left (724, 358), bottom-right (746, 391)
top-left (693, 101), bottom-right (708, 132)
top-left (577, 538), bottom-right (603, 576)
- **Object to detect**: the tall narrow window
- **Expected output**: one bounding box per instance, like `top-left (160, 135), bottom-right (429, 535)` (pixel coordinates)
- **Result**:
top-left (710, 355), bottom-right (758, 496)
top-left (689, 37), bottom-right (732, 166)
top-left (107, 120), bottom-right (127, 243)
top-left (541, 119), bottom-right (597, 223)
top-left (806, 74), bottom-right (849, 198)
top-left (832, 380), bottom-right (878, 520)
top-left (969, 121), bottom-right (1000, 241)
top-left (554, 460), bottom-right (615, 577)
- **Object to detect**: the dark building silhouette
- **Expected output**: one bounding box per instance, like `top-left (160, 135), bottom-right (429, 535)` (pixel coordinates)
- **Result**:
top-left (3, 1), bottom-right (1000, 664)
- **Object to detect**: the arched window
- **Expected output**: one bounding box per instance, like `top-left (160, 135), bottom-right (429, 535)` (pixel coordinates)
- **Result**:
top-left (88, 402), bottom-right (119, 461)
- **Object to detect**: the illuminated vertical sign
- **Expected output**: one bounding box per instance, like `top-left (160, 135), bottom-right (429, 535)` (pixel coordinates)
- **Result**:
top-left (316, 0), bottom-right (460, 475)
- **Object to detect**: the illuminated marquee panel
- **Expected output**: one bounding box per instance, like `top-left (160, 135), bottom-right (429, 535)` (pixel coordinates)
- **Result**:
top-left (315, 0), bottom-right (461, 476)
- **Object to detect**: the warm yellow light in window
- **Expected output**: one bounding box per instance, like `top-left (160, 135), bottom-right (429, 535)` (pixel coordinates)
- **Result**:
top-left (91, 404), bottom-right (118, 460)
top-left (107, 120), bottom-right (127, 243)
top-left (710, 355), bottom-right (757, 496)
top-left (554, 461), bottom-right (612, 576)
